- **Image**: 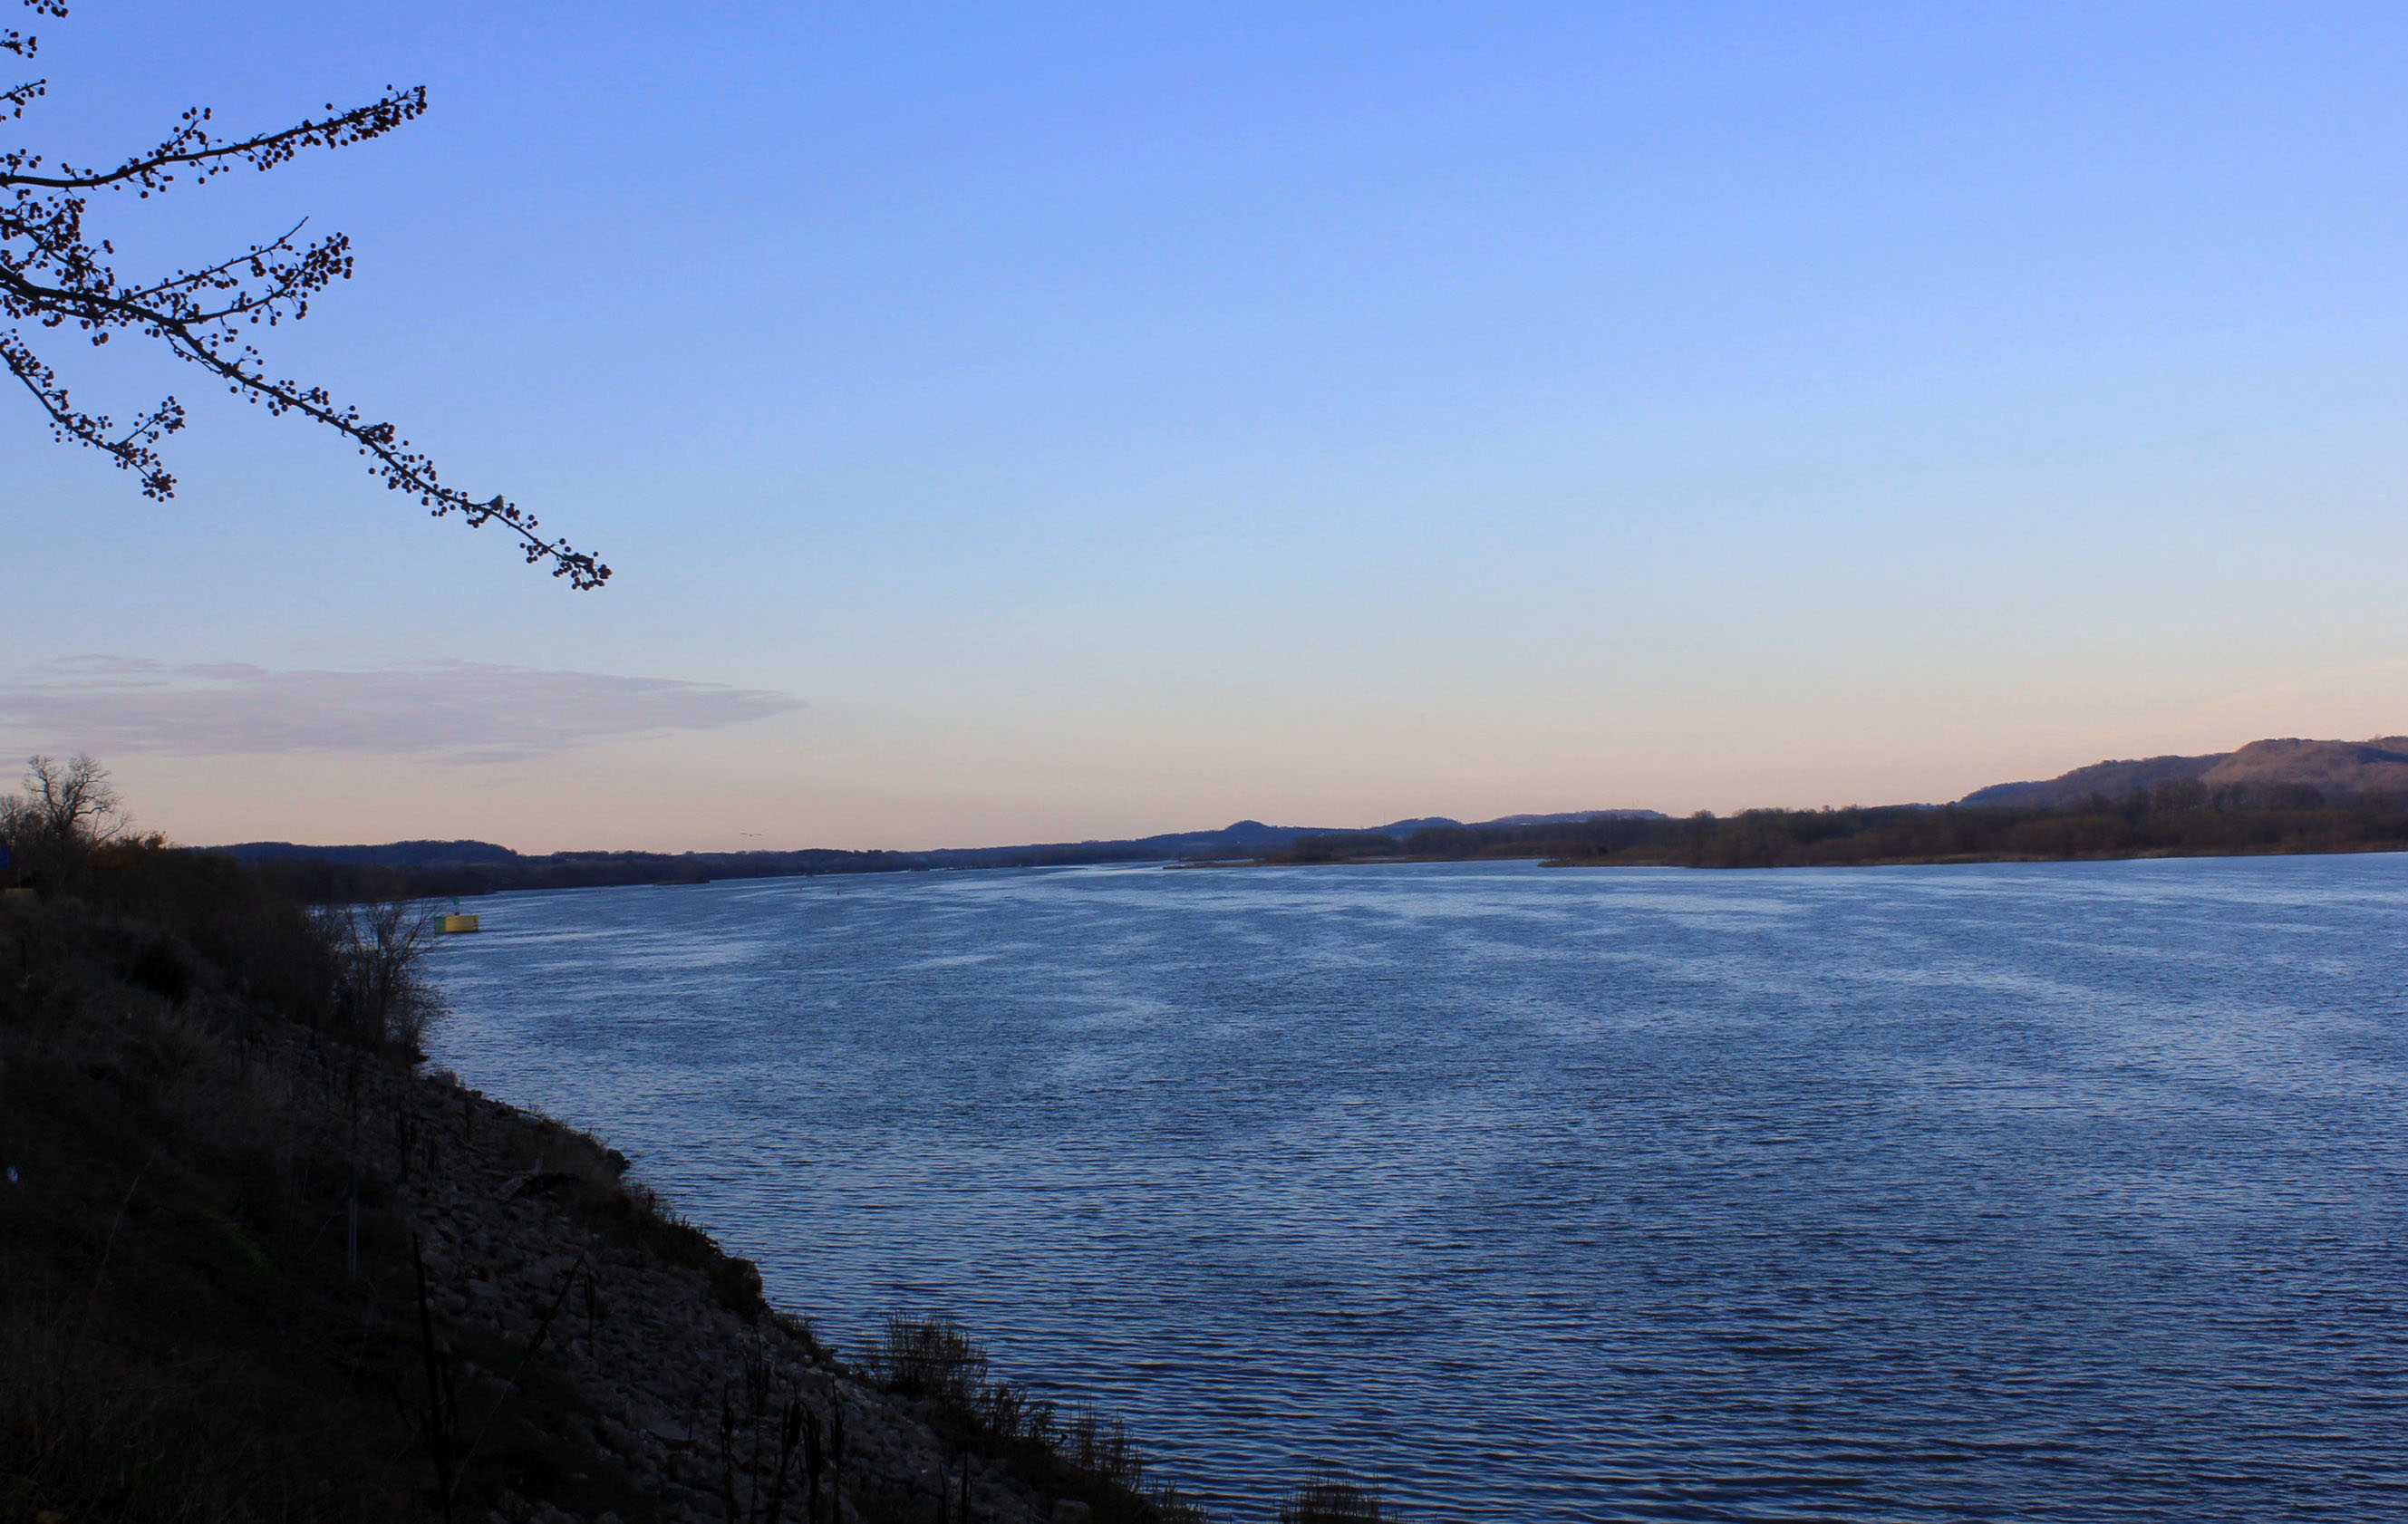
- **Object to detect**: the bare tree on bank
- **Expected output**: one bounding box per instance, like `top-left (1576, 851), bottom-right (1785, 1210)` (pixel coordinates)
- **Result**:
top-left (0, 1), bottom-right (609, 588)
top-left (1, 750), bottom-right (126, 888)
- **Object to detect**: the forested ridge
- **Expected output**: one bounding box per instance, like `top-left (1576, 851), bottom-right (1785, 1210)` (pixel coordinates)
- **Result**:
top-left (206, 811), bottom-right (1667, 901)
top-left (192, 739), bottom-right (2408, 898)
top-left (1263, 781), bottom-right (2408, 869)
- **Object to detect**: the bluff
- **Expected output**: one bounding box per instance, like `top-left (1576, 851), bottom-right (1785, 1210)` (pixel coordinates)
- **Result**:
top-left (1960, 737), bottom-right (2408, 809)
top-left (208, 810), bottom-right (1670, 895)
top-left (0, 859), bottom-right (1234, 1523)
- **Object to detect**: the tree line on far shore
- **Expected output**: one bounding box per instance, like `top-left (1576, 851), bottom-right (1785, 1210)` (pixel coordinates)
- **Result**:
top-left (15, 756), bottom-right (2407, 916)
top-left (228, 845), bottom-right (925, 905)
top-left (1262, 779), bottom-right (2408, 869)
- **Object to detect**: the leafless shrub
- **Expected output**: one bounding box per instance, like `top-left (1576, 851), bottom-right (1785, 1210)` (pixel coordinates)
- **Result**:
top-left (0, 752), bottom-right (127, 893)
top-left (1280, 1480), bottom-right (1396, 1523)
top-left (869, 1316), bottom-right (988, 1407)
top-left (1059, 1408), bottom-right (1145, 1493)
top-left (1, 4), bottom-right (608, 586)
top-left (321, 899), bottom-right (446, 1055)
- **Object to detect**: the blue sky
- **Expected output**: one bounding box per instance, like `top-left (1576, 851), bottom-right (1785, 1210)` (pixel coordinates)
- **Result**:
top-left (8, 1), bottom-right (2408, 850)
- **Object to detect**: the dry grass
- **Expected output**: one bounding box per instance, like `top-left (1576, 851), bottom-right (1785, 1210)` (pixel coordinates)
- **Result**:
top-left (0, 905), bottom-right (422, 1520)
top-left (3, 861), bottom-right (1406, 1524)
top-left (0, 1307), bottom-right (417, 1524)
top-left (0, 894), bottom-right (643, 1523)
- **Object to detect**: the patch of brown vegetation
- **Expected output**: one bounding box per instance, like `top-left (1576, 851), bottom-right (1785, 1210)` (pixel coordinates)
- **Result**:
top-left (1961, 735), bottom-right (2408, 810)
top-left (2199, 737), bottom-right (2408, 797)
top-left (0, 888), bottom-right (1217, 1524)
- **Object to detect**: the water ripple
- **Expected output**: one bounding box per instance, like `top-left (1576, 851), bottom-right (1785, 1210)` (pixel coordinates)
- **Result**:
top-left (429, 856), bottom-right (2408, 1521)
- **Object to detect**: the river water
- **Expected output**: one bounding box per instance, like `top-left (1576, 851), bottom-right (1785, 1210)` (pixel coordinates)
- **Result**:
top-left (424, 856), bottom-right (2408, 1521)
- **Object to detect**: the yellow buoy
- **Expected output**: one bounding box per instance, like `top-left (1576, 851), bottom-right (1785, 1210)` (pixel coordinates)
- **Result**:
top-left (442, 912), bottom-right (481, 934)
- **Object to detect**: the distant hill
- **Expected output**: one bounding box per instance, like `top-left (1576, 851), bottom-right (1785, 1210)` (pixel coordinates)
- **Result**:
top-left (2205, 737), bottom-right (2408, 796)
top-left (209, 840), bottom-right (920, 899)
top-left (911, 810), bottom-right (1666, 868)
top-left (1959, 755), bottom-right (2223, 810)
top-left (1478, 809), bottom-right (1666, 828)
top-left (1962, 737), bottom-right (2408, 808)
top-left (217, 838), bottom-right (522, 869)
top-left (204, 807), bottom-right (1670, 894)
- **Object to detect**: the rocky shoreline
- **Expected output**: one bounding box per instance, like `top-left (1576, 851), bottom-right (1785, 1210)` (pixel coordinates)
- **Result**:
top-left (0, 889), bottom-right (1190, 1524)
top-left (343, 1043), bottom-right (1155, 1524)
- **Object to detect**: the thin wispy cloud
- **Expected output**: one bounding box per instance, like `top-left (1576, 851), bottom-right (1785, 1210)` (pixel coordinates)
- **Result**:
top-left (0, 657), bottom-right (804, 763)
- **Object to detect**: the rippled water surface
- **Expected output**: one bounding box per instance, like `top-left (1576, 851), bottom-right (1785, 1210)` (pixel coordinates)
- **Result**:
top-left (426, 857), bottom-right (2408, 1520)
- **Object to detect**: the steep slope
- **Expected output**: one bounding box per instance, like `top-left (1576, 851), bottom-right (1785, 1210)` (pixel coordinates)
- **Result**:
top-left (2200, 737), bottom-right (2408, 796)
top-left (0, 894), bottom-right (1196, 1524)
top-left (1961, 737), bottom-right (2408, 808)
top-left (1959, 754), bottom-right (2224, 809)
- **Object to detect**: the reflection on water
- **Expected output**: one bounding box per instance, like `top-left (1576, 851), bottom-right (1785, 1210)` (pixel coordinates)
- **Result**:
top-left (428, 856), bottom-right (2408, 1521)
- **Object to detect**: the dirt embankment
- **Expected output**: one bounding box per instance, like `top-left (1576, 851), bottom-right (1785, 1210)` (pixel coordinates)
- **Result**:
top-left (0, 897), bottom-right (1181, 1524)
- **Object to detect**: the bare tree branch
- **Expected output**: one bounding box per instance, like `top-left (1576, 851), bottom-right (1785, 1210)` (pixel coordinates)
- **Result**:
top-left (0, 90), bottom-right (429, 193)
top-left (0, 1), bottom-right (65, 62)
top-left (0, 1), bottom-right (609, 588)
